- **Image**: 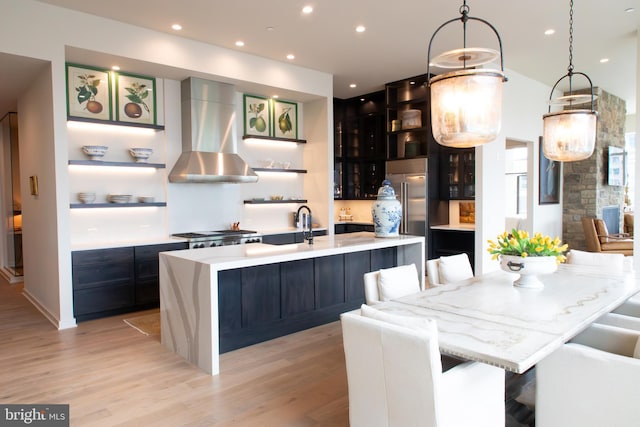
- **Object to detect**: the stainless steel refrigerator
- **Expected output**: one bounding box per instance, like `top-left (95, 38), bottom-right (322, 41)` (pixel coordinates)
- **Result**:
top-left (385, 158), bottom-right (428, 240)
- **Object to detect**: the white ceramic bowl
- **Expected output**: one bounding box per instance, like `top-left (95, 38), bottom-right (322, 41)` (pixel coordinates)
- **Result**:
top-left (129, 147), bottom-right (153, 163)
top-left (137, 196), bottom-right (155, 203)
top-left (82, 145), bottom-right (108, 160)
top-left (107, 194), bottom-right (132, 203)
top-left (77, 192), bottom-right (96, 204)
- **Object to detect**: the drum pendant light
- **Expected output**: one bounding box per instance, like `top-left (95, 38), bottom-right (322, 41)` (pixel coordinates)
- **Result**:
top-left (427, 1), bottom-right (507, 148)
top-left (542, 0), bottom-right (597, 162)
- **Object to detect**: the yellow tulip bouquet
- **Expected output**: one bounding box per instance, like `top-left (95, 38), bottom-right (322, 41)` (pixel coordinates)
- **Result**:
top-left (487, 229), bottom-right (568, 264)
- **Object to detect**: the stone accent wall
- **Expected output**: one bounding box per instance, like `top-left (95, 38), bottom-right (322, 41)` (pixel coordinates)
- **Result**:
top-left (562, 88), bottom-right (627, 250)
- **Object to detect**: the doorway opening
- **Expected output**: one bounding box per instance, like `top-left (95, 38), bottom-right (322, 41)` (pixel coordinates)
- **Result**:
top-left (0, 112), bottom-right (23, 283)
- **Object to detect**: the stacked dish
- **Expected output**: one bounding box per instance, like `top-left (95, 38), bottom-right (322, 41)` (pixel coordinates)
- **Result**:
top-left (77, 192), bottom-right (96, 204)
top-left (129, 147), bottom-right (153, 163)
top-left (107, 194), bottom-right (132, 203)
top-left (137, 196), bottom-right (155, 203)
top-left (82, 145), bottom-right (108, 160)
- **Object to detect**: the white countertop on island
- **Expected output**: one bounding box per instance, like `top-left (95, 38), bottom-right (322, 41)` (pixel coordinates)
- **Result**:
top-left (163, 232), bottom-right (424, 270)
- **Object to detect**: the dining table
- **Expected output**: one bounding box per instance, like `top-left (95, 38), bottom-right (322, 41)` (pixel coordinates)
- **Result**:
top-left (371, 263), bottom-right (640, 374)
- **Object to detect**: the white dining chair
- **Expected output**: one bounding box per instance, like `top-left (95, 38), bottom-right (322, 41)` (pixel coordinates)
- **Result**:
top-left (536, 323), bottom-right (640, 427)
top-left (426, 252), bottom-right (473, 287)
top-left (363, 264), bottom-right (421, 305)
top-left (341, 305), bottom-right (505, 427)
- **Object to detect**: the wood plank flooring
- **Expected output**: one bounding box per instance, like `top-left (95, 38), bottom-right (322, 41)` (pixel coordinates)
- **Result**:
top-left (0, 279), bottom-right (534, 426)
top-left (0, 281), bottom-right (349, 426)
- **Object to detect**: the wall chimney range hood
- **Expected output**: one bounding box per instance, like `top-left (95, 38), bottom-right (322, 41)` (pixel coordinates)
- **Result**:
top-left (168, 78), bottom-right (258, 183)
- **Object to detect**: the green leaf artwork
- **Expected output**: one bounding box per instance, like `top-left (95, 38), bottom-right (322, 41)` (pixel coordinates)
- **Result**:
top-left (249, 102), bottom-right (267, 132)
top-left (75, 74), bottom-right (103, 114)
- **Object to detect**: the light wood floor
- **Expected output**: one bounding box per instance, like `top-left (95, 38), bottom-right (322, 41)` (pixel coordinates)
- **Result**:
top-left (0, 281), bottom-right (349, 426)
top-left (1, 279), bottom-right (534, 426)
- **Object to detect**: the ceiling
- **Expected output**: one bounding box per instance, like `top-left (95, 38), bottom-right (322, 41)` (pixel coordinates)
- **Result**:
top-left (4, 0), bottom-right (639, 118)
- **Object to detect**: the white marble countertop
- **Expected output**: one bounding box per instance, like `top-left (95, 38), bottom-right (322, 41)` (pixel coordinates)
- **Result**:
top-left (162, 232), bottom-right (425, 271)
top-left (430, 224), bottom-right (475, 231)
top-left (370, 264), bottom-right (640, 373)
top-left (71, 236), bottom-right (187, 251)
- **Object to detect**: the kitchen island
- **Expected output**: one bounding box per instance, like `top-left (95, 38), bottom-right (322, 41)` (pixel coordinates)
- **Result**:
top-left (159, 232), bottom-right (424, 374)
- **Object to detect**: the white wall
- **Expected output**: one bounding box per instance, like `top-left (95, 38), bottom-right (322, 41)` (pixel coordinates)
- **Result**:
top-left (0, 0), bottom-right (334, 327)
top-left (476, 68), bottom-right (560, 275)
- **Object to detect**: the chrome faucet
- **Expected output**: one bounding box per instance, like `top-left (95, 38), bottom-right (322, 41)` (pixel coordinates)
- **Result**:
top-left (295, 205), bottom-right (313, 245)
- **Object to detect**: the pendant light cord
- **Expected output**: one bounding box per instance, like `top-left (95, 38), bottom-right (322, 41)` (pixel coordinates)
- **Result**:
top-left (568, 0), bottom-right (574, 75)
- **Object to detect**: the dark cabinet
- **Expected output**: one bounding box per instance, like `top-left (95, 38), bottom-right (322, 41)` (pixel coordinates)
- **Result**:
top-left (241, 264), bottom-right (281, 327)
top-left (334, 91), bottom-right (386, 200)
top-left (217, 247), bottom-right (397, 353)
top-left (385, 74), bottom-right (433, 160)
top-left (218, 269), bottom-right (242, 333)
top-left (315, 254), bottom-right (345, 308)
top-left (281, 259), bottom-right (315, 317)
top-left (72, 242), bottom-right (188, 321)
top-left (335, 223), bottom-right (374, 234)
top-left (262, 233), bottom-right (296, 245)
top-left (262, 229), bottom-right (327, 245)
top-left (440, 148), bottom-right (475, 200)
top-left (431, 229), bottom-right (475, 271)
top-left (134, 243), bottom-right (188, 306)
top-left (344, 251), bottom-right (371, 302)
top-left (72, 247), bottom-right (135, 320)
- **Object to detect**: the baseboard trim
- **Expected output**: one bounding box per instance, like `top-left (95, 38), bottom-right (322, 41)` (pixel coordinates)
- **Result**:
top-left (22, 288), bottom-right (77, 330)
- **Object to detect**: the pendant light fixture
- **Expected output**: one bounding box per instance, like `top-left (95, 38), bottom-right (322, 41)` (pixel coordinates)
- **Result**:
top-left (427, 0), bottom-right (507, 148)
top-left (542, 0), bottom-right (597, 162)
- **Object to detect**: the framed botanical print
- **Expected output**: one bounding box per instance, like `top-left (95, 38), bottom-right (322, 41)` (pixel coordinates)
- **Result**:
top-left (539, 137), bottom-right (561, 204)
top-left (115, 72), bottom-right (157, 125)
top-left (243, 94), bottom-right (270, 137)
top-left (271, 99), bottom-right (298, 139)
top-left (66, 63), bottom-right (112, 121)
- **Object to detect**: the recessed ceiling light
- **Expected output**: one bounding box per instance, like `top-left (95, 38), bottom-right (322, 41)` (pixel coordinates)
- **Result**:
top-left (302, 5), bottom-right (313, 14)
top-left (600, 58), bottom-right (609, 63)
top-left (544, 29), bottom-right (555, 35)
top-left (266, 26), bottom-right (275, 31)
top-left (355, 25), bottom-right (366, 33)
top-left (235, 41), bottom-right (245, 47)
top-left (286, 54), bottom-right (295, 60)
top-left (409, 81), bottom-right (416, 85)
top-left (360, 98), bottom-right (366, 102)
top-left (272, 95), bottom-right (279, 99)
top-left (171, 24), bottom-right (182, 31)
top-left (111, 65), bottom-right (120, 71)
top-left (349, 83), bottom-right (357, 88)
top-left (625, 7), bottom-right (635, 13)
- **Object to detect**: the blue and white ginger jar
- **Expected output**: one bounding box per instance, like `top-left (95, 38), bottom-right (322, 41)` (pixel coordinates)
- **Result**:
top-left (371, 180), bottom-right (402, 237)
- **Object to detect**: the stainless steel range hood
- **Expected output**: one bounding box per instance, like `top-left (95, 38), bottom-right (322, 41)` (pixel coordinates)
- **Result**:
top-left (169, 78), bottom-right (258, 183)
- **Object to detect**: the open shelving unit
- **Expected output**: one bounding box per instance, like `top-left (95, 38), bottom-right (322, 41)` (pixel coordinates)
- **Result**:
top-left (68, 160), bottom-right (165, 168)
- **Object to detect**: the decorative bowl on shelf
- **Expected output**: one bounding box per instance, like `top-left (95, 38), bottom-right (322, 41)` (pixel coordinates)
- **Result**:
top-left (270, 195), bottom-right (284, 201)
top-left (81, 145), bottom-right (108, 160)
top-left (77, 192), bottom-right (96, 204)
top-left (137, 196), bottom-right (155, 203)
top-left (128, 147), bottom-right (153, 163)
top-left (107, 194), bottom-right (132, 203)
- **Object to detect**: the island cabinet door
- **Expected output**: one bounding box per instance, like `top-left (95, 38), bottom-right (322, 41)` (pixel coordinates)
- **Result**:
top-left (371, 247), bottom-right (397, 271)
top-left (314, 255), bottom-right (345, 308)
top-left (345, 251), bottom-right (371, 302)
top-left (241, 264), bottom-right (281, 327)
top-left (218, 269), bottom-right (242, 333)
top-left (281, 259), bottom-right (315, 317)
